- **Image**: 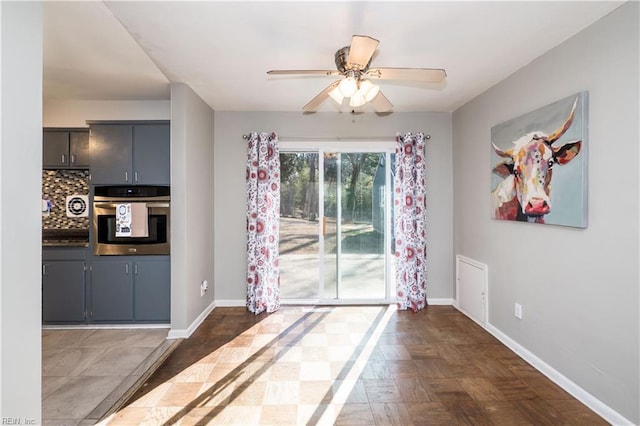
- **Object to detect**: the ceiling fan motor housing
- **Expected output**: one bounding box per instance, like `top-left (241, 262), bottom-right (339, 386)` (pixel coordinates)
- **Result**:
top-left (334, 46), bottom-right (371, 74)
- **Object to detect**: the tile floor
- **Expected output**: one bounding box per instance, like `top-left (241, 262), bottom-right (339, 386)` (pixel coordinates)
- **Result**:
top-left (101, 305), bottom-right (607, 425)
top-left (42, 327), bottom-right (176, 425)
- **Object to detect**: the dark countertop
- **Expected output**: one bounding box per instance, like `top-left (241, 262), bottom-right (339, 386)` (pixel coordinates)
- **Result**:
top-left (42, 229), bottom-right (89, 248)
top-left (44, 241), bottom-right (90, 248)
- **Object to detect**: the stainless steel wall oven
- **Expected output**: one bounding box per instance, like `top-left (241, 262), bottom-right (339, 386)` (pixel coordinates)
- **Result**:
top-left (93, 185), bottom-right (170, 255)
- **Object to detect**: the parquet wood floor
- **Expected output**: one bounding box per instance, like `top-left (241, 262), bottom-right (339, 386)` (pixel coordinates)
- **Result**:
top-left (104, 305), bottom-right (607, 425)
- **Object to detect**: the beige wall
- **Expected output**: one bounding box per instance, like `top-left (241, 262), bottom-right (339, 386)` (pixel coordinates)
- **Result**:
top-left (43, 100), bottom-right (170, 127)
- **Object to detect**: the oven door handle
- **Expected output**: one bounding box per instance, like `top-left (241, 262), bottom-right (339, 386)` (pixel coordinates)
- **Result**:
top-left (93, 203), bottom-right (170, 209)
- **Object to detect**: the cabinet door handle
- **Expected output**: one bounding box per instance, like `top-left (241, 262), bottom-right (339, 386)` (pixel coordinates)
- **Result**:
top-left (61, 154), bottom-right (66, 164)
top-left (70, 154), bottom-right (76, 164)
top-left (125, 263), bottom-right (129, 274)
top-left (125, 171), bottom-right (129, 182)
top-left (134, 263), bottom-right (138, 275)
top-left (42, 265), bottom-right (47, 275)
top-left (134, 172), bottom-right (139, 183)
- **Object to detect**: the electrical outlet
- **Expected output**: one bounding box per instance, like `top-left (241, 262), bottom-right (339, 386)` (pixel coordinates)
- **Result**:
top-left (515, 303), bottom-right (523, 319)
top-left (200, 280), bottom-right (208, 297)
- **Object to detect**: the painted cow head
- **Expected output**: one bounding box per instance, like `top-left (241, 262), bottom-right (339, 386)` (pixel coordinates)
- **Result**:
top-left (492, 99), bottom-right (582, 220)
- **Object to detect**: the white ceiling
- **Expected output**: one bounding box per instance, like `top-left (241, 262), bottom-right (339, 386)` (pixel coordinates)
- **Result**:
top-left (43, 1), bottom-right (624, 113)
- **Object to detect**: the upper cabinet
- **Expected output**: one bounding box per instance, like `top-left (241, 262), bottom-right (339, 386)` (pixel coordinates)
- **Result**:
top-left (133, 124), bottom-right (171, 185)
top-left (89, 122), bottom-right (170, 185)
top-left (43, 129), bottom-right (90, 169)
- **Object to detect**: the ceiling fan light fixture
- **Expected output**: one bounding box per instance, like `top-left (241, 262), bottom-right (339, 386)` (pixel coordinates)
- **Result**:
top-left (358, 79), bottom-right (380, 102)
top-left (349, 91), bottom-right (366, 107)
top-left (328, 86), bottom-right (345, 104)
top-left (338, 75), bottom-right (358, 97)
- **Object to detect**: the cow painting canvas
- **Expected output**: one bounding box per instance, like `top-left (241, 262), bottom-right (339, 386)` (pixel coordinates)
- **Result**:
top-left (491, 92), bottom-right (588, 228)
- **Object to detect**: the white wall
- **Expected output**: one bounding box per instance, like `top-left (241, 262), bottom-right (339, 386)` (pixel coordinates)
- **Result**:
top-left (170, 83), bottom-right (215, 333)
top-left (452, 3), bottom-right (638, 423)
top-left (213, 111), bottom-right (453, 303)
top-left (43, 99), bottom-right (169, 127)
top-left (0, 2), bottom-right (42, 421)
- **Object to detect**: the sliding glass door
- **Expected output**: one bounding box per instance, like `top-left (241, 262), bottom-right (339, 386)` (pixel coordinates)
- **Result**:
top-left (279, 147), bottom-right (393, 303)
top-left (279, 152), bottom-right (320, 299)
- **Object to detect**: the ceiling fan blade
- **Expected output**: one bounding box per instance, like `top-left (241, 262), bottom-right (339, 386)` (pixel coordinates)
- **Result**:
top-left (303, 80), bottom-right (341, 112)
top-left (370, 90), bottom-right (393, 113)
top-left (366, 67), bottom-right (447, 83)
top-left (347, 35), bottom-right (379, 70)
top-left (267, 70), bottom-right (341, 76)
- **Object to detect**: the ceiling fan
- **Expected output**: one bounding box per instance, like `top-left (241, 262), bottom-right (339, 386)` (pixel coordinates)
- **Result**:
top-left (267, 35), bottom-right (446, 113)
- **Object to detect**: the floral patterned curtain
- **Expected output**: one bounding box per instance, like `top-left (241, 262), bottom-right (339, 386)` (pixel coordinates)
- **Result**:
top-left (246, 132), bottom-right (280, 314)
top-left (394, 132), bottom-right (427, 312)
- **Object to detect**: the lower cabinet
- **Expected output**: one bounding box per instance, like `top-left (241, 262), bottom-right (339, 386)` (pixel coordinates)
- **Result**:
top-left (133, 260), bottom-right (171, 322)
top-left (42, 250), bottom-right (170, 324)
top-left (90, 260), bottom-right (134, 321)
top-left (89, 258), bottom-right (170, 323)
top-left (42, 260), bottom-right (86, 323)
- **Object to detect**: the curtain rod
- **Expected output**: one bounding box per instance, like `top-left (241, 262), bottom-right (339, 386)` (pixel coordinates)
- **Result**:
top-left (241, 134), bottom-right (431, 141)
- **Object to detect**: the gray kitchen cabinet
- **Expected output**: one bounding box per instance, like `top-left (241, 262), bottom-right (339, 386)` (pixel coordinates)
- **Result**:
top-left (89, 257), bottom-right (170, 323)
top-left (90, 260), bottom-right (134, 322)
top-left (132, 124), bottom-right (171, 185)
top-left (133, 259), bottom-right (170, 322)
top-left (43, 131), bottom-right (68, 168)
top-left (89, 124), bottom-right (133, 185)
top-left (43, 129), bottom-right (89, 169)
top-left (42, 260), bottom-right (86, 323)
top-left (89, 122), bottom-right (170, 185)
top-left (70, 131), bottom-right (90, 166)
top-left (43, 247), bottom-right (169, 324)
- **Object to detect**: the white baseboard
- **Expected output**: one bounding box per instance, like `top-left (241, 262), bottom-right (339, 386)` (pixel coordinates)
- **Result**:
top-left (484, 323), bottom-right (634, 426)
top-left (427, 298), bottom-right (454, 305)
top-left (215, 299), bottom-right (246, 307)
top-left (216, 299), bottom-right (453, 307)
top-left (167, 300), bottom-right (216, 339)
top-left (42, 324), bottom-right (170, 330)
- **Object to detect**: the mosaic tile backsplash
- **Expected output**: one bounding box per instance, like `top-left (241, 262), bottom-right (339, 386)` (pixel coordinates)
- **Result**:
top-left (42, 170), bottom-right (89, 229)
